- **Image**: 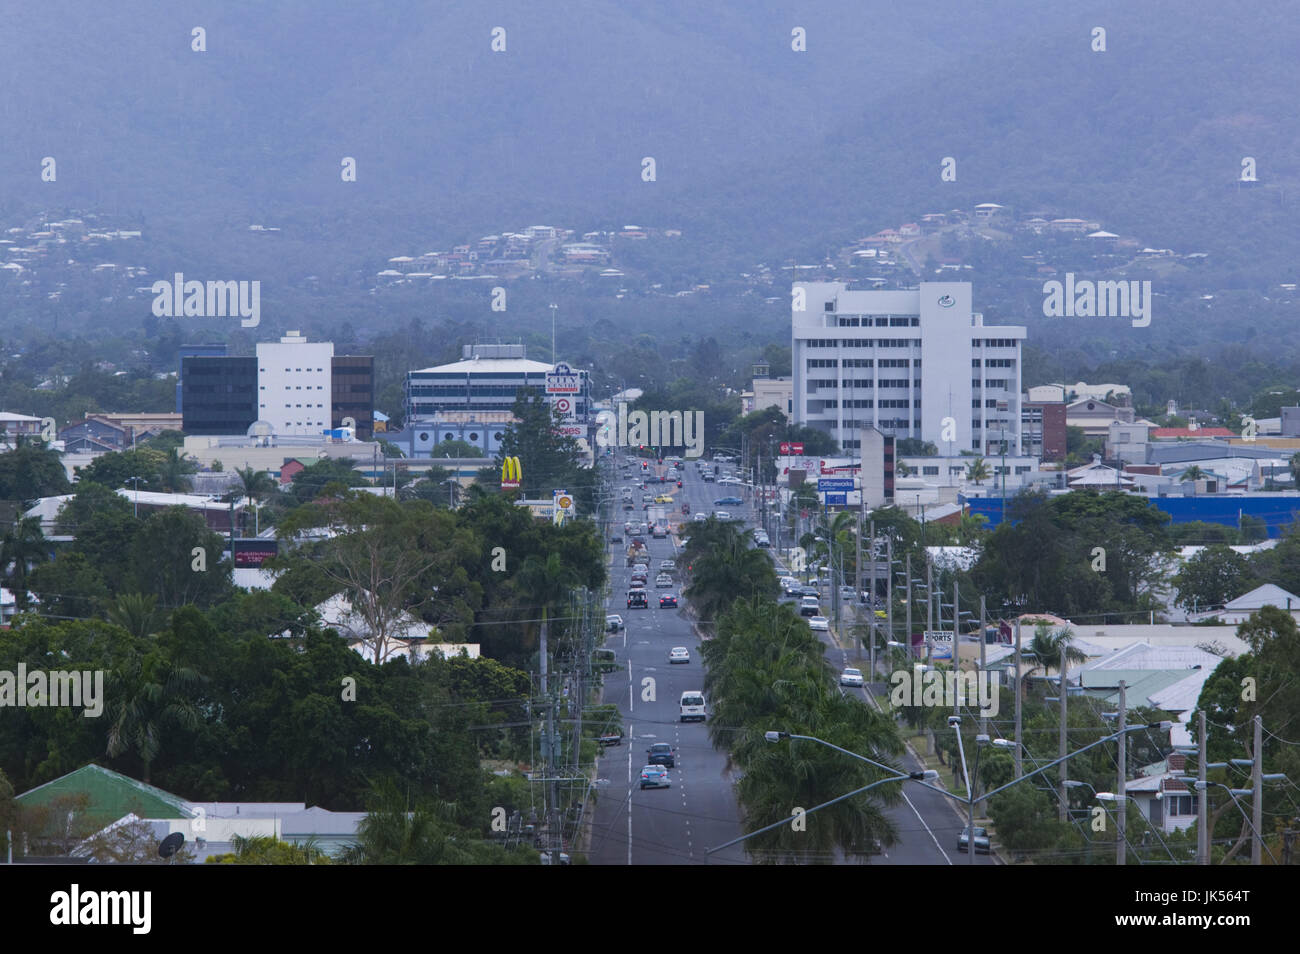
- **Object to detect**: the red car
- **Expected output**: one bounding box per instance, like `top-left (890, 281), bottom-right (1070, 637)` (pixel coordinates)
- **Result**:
top-left (676, 480), bottom-right (683, 488)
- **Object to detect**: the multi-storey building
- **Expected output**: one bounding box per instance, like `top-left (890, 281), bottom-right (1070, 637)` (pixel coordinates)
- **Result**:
top-left (792, 282), bottom-right (1026, 456)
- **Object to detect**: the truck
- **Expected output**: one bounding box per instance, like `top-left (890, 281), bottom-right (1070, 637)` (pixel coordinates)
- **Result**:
top-left (626, 541), bottom-right (648, 566)
top-left (648, 506), bottom-right (668, 538)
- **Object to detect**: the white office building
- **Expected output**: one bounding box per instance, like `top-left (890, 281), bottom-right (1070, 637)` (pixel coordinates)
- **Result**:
top-left (256, 331), bottom-right (335, 437)
top-left (792, 282), bottom-right (1026, 455)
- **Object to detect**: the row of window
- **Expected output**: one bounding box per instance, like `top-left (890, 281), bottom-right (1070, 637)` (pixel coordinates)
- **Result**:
top-left (803, 338), bottom-right (919, 348)
top-left (974, 379), bottom-right (1011, 389)
top-left (973, 339), bottom-right (1018, 348)
top-left (832, 315), bottom-right (920, 327)
top-left (262, 367), bottom-right (327, 373)
top-left (261, 403), bottom-right (326, 409)
top-left (809, 379), bottom-right (920, 389)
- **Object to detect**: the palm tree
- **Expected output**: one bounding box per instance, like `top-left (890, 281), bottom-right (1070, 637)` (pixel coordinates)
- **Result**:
top-left (231, 466), bottom-right (277, 534)
top-left (683, 535), bottom-right (778, 631)
top-left (1, 516), bottom-right (48, 610)
top-left (104, 593), bottom-right (166, 640)
top-left (158, 448), bottom-right (195, 493)
top-left (516, 551), bottom-right (581, 670)
top-left (966, 457), bottom-right (991, 485)
top-left (1020, 623), bottom-right (1088, 698)
top-left (105, 655), bottom-right (203, 784)
top-left (1181, 465), bottom-right (1205, 482)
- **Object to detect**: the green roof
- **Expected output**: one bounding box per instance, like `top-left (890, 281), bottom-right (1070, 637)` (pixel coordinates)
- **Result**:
top-left (16, 764), bottom-right (191, 826)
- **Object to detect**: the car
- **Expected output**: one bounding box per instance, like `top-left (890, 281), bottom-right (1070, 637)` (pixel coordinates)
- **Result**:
top-left (659, 560), bottom-right (676, 571)
top-left (799, 585), bottom-right (820, 599)
top-left (718, 476), bottom-right (743, 485)
top-left (646, 742), bottom-right (675, 767)
top-left (714, 496), bottom-right (743, 506)
top-left (839, 586), bottom-right (856, 602)
top-left (627, 589), bottom-right (648, 609)
top-left (808, 616), bottom-right (830, 632)
top-left (659, 593), bottom-right (678, 608)
top-left (713, 510), bottom-right (732, 520)
top-left (598, 730), bottom-right (623, 746)
top-left (799, 603), bottom-right (820, 618)
top-left (605, 614), bottom-right (624, 633)
top-left (631, 574), bottom-right (648, 588)
top-left (958, 826), bottom-right (990, 854)
top-left (782, 579), bottom-right (802, 596)
top-left (640, 765), bottom-right (671, 789)
top-left (654, 494), bottom-right (673, 504)
top-left (676, 480), bottom-right (683, 488)
top-left (840, 667), bottom-right (865, 687)
top-left (692, 512), bottom-right (707, 522)
top-left (610, 532), bottom-right (623, 543)
top-left (668, 646), bottom-right (690, 664)
top-left (641, 493), bottom-right (654, 502)
top-left (701, 472), bottom-right (716, 482)
top-left (655, 574), bottom-right (673, 588)
top-left (679, 691), bottom-right (707, 722)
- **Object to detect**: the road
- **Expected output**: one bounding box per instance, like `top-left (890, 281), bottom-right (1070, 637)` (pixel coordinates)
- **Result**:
top-left (588, 457), bottom-right (747, 865)
top-left (589, 454), bottom-right (994, 864)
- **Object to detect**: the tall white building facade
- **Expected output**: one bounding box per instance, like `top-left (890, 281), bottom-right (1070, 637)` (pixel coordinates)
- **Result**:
top-left (256, 331), bottom-right (335, 437)
top-left (792, 282), bottom-right (1026, 456)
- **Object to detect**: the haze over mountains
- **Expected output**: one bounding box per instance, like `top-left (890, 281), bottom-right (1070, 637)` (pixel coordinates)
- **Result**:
top-left (1, 1), bottom-right (1298, 373)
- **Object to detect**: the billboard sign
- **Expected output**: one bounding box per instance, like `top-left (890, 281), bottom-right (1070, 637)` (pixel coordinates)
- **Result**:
top-left (818, 478), bottom-right (855, 492)
top-left (232, 539), bottom-right (280, 568)
top-left (545, 362), bottom-right (581, 394)
top-left (925, 630), bottom-right (953, 660)
top-left (780, 441), bottom-right (804, 455)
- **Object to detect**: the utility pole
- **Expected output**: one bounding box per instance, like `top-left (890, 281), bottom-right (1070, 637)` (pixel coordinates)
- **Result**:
top-left (1197, 709), bottom-right (1209, 865)
top-left (1117, 680), bottom-right (1127, 865)
top-left (885, 537), bottom-right (893, 662)
top-left (904, 552), bottom-right (912, 664)
top-left (864, 519), bottom-right (873, 666)
top-left (926, 554), bottom-right (933, 669)
top-left (1014, 617), bottom-right (1023, 778)
top-left (539, 611), bottom-right (560, 865)
top-left (978, 595), bottom-right (987, 816)
top-left (1252, 714), bottom-right (1263, 865)
top-left (1058, 644), bottom-right (1069, 822)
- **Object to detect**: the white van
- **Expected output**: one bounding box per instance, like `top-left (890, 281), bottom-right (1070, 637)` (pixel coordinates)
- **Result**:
top-left (680, 691), bottom-right (707, 723)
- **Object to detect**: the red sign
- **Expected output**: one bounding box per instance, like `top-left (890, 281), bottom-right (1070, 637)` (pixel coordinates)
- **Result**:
top-left (780, 442), bottom-right (804, 455)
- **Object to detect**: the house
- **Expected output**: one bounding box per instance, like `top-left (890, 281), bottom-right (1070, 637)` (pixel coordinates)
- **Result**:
top-left (16, 764), bottom-right (367, 863)
top-left (1190, 583), bottom-right (1300, 624)
top-left (1066, 456), bottom-right (1136, 490)
top-left (1128, 753), bottom-right (1196, 834)
top-left (1066, 397), bottom-right (1136, 438)
top-left (59, 417), bottom-right (127, 450)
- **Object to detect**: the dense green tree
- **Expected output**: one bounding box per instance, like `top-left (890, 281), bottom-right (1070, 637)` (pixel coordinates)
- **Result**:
top-left (1171, 545), bottom-right (1256, 610)
top-left (127, 508), bottom-right (232, 610)
top-left (27, 552), bottom-right (109, 619)
top-left (1, 516), bottom-right (49, 609)
top-left (0, 438), bottom-right (72, 501)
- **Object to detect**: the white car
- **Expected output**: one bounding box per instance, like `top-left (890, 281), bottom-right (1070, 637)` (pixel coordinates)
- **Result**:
top-left (714, 510), bottom-right (732, 520)
top-left (693, 512), bottom-right (707, 522)
top-left (840, 667), bottom-right (865, 687)
top-left (668, 646), bottom-right (690, 664)
top-left (659, 560), bottom-right (676, 571)
top-left (809, 616), bottom-right (830, 632)
top-left (718, 476), bottom-right (743, 485)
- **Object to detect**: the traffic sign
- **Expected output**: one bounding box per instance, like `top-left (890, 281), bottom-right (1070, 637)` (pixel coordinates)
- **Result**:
top-left (546, 362), bottom-right (581, 394)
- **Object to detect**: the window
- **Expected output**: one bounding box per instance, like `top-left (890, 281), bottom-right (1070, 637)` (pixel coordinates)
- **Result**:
top-left (923, 466), bottom-right (939, 476)
top-left (824, 301), bottom-right (834, 311)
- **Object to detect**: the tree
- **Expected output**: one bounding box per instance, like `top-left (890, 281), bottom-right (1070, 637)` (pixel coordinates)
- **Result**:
top-left (157, 447), bottom-right (196, 493)
top-left (965, 457), bottom-right (991, 485)
top-left (276, 494), bottom-right (471, 664)
top-left (104, 593), bottom-right (167, 640)
top-left (105, 651), bottom-right (204, 785)
top-left (27, 552), bottom-right (109, 619)
top-left (128, 507), bottom-right (232, 609)
top-left (430, 439), bottom-right (479, 458)
top-left (1172, 545), bottom-right (1256, 610)
top-left (1, 516), bottom-right (48, 609)
top-left (1181, 465), bottom-right (1205, 483)
top-left (0, 438), bottom-right (72, 501)
top-left (206, 834), bottom-right (330, 865)
top-left (1021, 624), bottom-right (1089, 687)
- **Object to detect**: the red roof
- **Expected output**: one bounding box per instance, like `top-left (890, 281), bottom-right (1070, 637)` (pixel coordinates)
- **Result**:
top-left (1150, 427), bottom-right (1234, 439)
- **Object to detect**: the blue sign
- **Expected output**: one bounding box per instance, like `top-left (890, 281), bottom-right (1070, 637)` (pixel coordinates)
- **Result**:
top-left (824, 493), bottom-right (847, 505)
top-left (818, 478), bottom-right (854, 491)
